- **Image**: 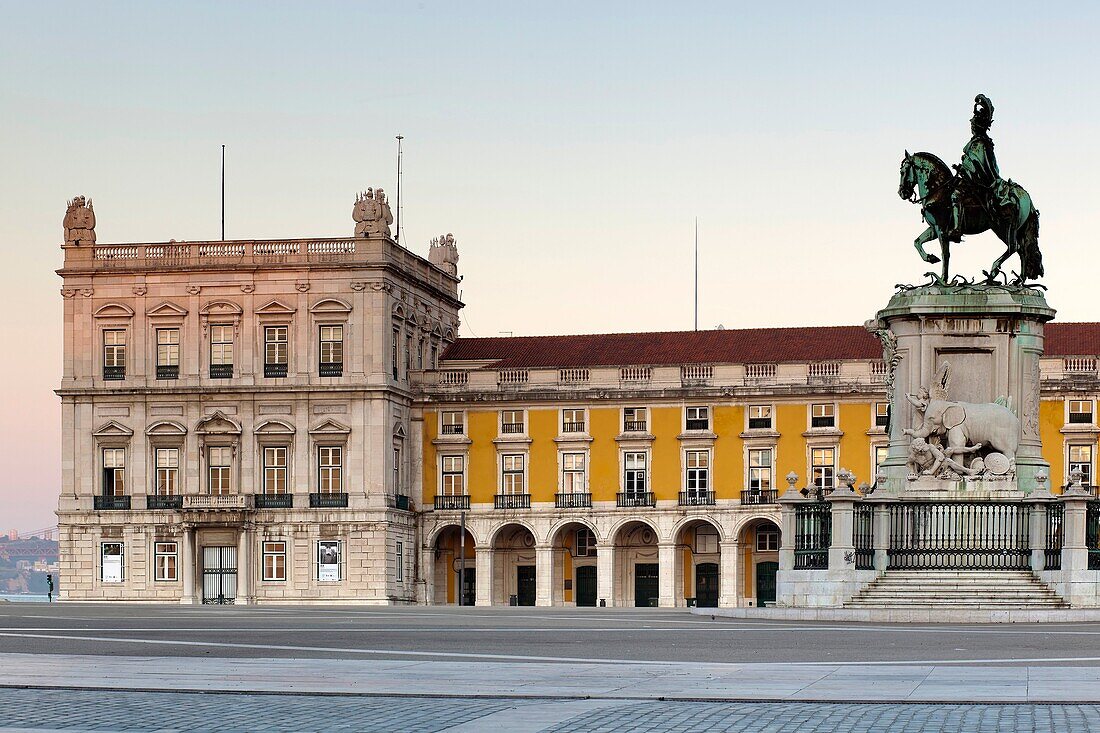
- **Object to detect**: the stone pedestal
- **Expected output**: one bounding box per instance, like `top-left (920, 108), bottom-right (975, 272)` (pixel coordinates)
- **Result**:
top-left (873, 285), bottom-right (1055, 496)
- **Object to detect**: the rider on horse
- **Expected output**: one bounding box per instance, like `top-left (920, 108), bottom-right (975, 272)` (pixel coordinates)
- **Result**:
top-left (948, 94), bottom-right (1004, 242)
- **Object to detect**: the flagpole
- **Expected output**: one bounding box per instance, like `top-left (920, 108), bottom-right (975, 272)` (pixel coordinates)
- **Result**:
top-left (694, 217), bottom-right (698, 331)
top-left (221, 145), bottom-right (225, 241)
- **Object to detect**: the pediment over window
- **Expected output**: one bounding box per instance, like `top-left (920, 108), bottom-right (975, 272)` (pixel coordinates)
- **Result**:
top-left (392, 304), bottom-right (405, 319)
top-left (93, 303), bottom-right (135, 319)
top-left (444, 327), bottom-right (456, 340)
top-left (145, 420), bottom-right (187, 437)
top-left (146, 301), bottom-right (188, 318)
top-left (309, 298), bottom-right (352, 315)
top-left (431, 323), bottom-right (443, 337)
top-left (199, 300), bottom-right (244, 317)
top-left (196, 410), bottom-right (243, 435)
top-left (255, 419), bottom-right (296, 435)
top-left (255, 299), bottom-right (297, 317)
top-left (92, 420), bottom-right (134, 438)
top-left (392, 423), bottom-right (406, 439)
top-left (309, 418), bottom-right (351, 436)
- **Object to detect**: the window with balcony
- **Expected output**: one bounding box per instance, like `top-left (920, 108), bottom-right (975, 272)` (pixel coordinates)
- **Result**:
top-left (624, 452), bottom-right (647, 496)
top-left (748, 448), bottom-right (772, 491)
top-left (264, 326), bottom-right (288, 378)
top-left (875, 402), bottom-right (889, 428)
top-left (391, 328), bottom-right (400, 380)
top-left (501, 409), bottom-right (525, 434)
top-left (576, 528), bottom-right (596, 557)
top-left (318, 446), bottom-right (343, 494)
top-left (154, 542), bottom-right (178, 582)
top-left (103, 329), bottom-right (126, 380)
top-left (263, 541), bottom-right (287, 581)
top-left (811, 403), bottom-right (836, 428)
top-left (209, 324), bottom-right (234, 379)
top-left (393, 446), bottom-right (402, 496)
top-left (208, 446), bottom-right (232, 495)
top-left (501, 454), bottom-right (525, 494)
top-left (686, 406), bottom-right (710, 431)
top-left (562, 452), bottom-right (586, 493)
top-left (1070, 400), bottom-right (1094, 425)
top-left (748, 405), bottom-right (772, 430)
top-left (686, 450), bottom-right (709, 494)
top-left (562, 408), bottom-right (585, 433)
top-left (624, 407), bottom-right (647, 432)
top-left (263, 446), bottom-right (288, 495)
top-left (154, 448), bottom-right (178, 496)
top-left (441, 411), bottom-right (464, 435)
top-left (1070, 444), bottom-right (1094, 485)
top-left (440, 455), bottom-right (466, 506)
top-left (156, 329), bottom-right (179, 380)
top-left (102, 448), bottom-right (126, 496)
top-left (812, 447), bottom-right (836, 489)
top-left (319, 325), bottom-right (344, 377)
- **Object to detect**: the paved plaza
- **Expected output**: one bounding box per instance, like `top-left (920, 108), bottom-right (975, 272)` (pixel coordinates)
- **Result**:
top-left (8, 604), bottom-right (1100, 730)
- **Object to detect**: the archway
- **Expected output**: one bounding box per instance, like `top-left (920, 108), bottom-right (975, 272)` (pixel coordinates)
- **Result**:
top-left (612, 520), bottom-right (659, 607)
top-left (674, 518), bottom-right (722, 608)
top-left (549, 521), bottom-right (599, 606)
top-left (737, 518), bottom-right (781, 607)
top-left (491, 523), bottom-right (537, 606)
top-left (432, 525), bottom-right (476, 606)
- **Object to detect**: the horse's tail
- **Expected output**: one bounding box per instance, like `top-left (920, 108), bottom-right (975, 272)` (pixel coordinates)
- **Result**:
top-left (1020, 210), bottom-right (1043, 281)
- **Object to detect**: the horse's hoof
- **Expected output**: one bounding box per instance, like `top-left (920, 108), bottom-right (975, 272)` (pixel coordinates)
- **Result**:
top-left (926, 254), bottom-right (941, 264)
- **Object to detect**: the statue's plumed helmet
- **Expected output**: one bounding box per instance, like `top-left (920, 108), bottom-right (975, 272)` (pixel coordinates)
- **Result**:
top-left (971, 94), bottom-right (994, 129)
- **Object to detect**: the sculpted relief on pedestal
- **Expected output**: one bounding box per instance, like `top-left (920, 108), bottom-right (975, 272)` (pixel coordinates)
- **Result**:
top-left (903, 362), bottom-right (1020, 481)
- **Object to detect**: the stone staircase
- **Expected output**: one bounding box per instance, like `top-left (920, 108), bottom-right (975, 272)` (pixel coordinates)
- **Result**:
top-left (844, 570), bottom-right (1069, 609)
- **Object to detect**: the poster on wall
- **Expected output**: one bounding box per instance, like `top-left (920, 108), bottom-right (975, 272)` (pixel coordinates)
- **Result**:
top-left (102, 543), bottom-right (123, 583)
top-left (318, 541), bottom-right (341, 582)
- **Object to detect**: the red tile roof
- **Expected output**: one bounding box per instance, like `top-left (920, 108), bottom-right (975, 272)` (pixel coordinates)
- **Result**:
top-left (441, 323), bottom-right (1100, 369)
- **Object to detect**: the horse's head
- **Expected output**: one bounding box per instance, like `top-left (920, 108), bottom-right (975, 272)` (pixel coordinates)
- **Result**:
top-left (898, 150), bottom-right (917, 202)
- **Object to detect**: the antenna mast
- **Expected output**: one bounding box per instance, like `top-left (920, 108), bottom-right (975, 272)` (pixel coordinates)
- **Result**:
top-left (221, 145), bottom-right (226, 241)
top-left (395, 135), bottom-right (404, 244)
top-left (693, 217), bottom-right (698, 331)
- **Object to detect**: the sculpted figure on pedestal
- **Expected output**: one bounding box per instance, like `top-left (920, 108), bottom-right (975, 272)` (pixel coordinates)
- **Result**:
top-left (64, 196), bottom-right (96, 246)
top-left (428, 233), bottom-right (459, 276)
top-left (352, 188), bottom-right (393, 238)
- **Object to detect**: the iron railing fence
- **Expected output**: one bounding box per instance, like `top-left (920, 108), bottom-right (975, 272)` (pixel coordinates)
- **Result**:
top-left (1046, 502), bottom-right (1064, 571)
top-left (794, 502), bottom-right (831, 570)
top-left (1087, 501), bottom-right (1100, 570)
top-left (854, 503), bottom-right (875, 570)
top-left (887, 502), bottom-right (1031, 570)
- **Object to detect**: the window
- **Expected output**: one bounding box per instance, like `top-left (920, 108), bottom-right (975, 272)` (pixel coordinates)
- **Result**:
top-left (102, 448), bottom-right (126, 496)
top-left (264, 326), bottom-right (288, 378)
top-left (441, 455), bottom-right (464, 495)
top-left (811, 403), bottom-right (835, 428)
top-left (501, 409), bottom-right (524, 434)
top-left (874, 445), bottom-right (889, 478)
top-left (562, 408), bottom-right (585, 433)
top-left (101, 542), bottom-right (123, 583)
top-left (319, 325), bottom-right (343, 376)
top-left (405, 334), bottom-right (411, 374)
top-left (208, 446), bottom-right (232, 495)
top-left (1070, 445), bottom-right (1094, 485)
top-left (696, 525), bottom-right (719, 554)
top-left (501, 454), bottom-right (525, 495)
top-left (575, 528), bottom-right (596, 557)
top-left (391, 328), bottom-right (400, 380)
top-left (441, 411), bottom-right (464, 435)
top-left (748, 448), bottom-right (772, 492)
top-left (210, 324), bottom-right (234, 378)
top-left (318, 447), bottom-right (343, 494)
top-left (748, 405), bottom-right (772, 430)
top-left (103, 330), bottom-right (126, 380)
top-left (417, 339), bottom-right (424, 369)
top-left (154, 448), bottom-right (179, 496)
top-left (686, 406), bottom-right (710, 431)
top-left (156, 329), bottom-right (180, 380)
top-left (430, 343), bottom-right (437, 369)
top-left (318, 540), bottom-right (341, 582)
top-left (1070, 400), bottom-right (1094, 425)
top-left (562, 452), bottom-right (586, 493)
top-left (875, 402), bottom-right (889, 428)
top-left (263, 541), bottom-right (287, 581)
top-left (393, 447), bottom-right (402, 495)
top-left (757, 528), bottom-right (780, 552)
top-left (624, 407), bottom-right (647, 432)
top-left (154, 542), bottom-right (177, 582)
top-left (395, 541), bottom-right (404, 584)
top-left (624, 452), bottom-right (647, 496)
top-left (812, 447), bottom-right (836, 489)
top-left (263, 447), bottom-right (288, 495)
top-left (686, 450), bottom-right (709, 496)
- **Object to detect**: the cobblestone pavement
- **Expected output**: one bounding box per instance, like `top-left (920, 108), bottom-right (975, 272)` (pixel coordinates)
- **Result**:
top-left (5, 689), bottom-right (1100, 732)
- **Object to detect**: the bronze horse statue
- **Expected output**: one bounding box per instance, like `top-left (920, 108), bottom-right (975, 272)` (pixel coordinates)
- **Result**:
top-left (898, 151), bottom-right (1042, 285)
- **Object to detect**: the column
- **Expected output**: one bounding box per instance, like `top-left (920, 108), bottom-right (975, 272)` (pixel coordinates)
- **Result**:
top-left (235, 525), bottom-right (251, 605)
top-left (657, 542), bottom-right (676, 608)
top-left (596, 542), bottom-right (614, 607)
top-left (826, 495), bottom-right (856, 572)
top-left (420, 545), bottom-right (435, 605)
top-left (474, 547), bottom-right (493, 606)
top-left (718, 540), bottom-right (739, 607)
top-left (180, 526), bottom-right (196, 605)
top-left (535, 545), bottom-right (553, 607)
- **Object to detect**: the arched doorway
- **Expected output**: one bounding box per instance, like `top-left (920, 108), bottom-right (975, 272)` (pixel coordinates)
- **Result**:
top-left (674, 519), bottom-right (722, 608)
top-left (549, 521), bottom-right (598, 606)
top-left (491, 523), bottom-right (537, 606)
top-left (738, 518), bottom-right (781, 607)
top-left (432, 525), bottom-right (476, 606)
top-left (613, 520), bottom-right (659, 607)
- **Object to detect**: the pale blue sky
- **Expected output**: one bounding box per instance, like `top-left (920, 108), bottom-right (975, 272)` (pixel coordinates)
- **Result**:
top-left (2, 1), bottom-right (1098, 530)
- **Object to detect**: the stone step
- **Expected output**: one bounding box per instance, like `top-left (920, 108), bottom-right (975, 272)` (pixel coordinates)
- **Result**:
top-left (843, 569), bottom-right (1068, 609)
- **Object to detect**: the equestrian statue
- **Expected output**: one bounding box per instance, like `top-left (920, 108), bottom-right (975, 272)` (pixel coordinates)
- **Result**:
top-left (898, 94), bottom-right (1043, 285)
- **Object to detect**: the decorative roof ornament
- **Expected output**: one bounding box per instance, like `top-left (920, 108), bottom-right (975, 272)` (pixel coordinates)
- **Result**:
top-left (63, 196), bottom-right (96, 246)
top-left (897, 94), bottom-right (1043, 286)
top-left (428, 232), bottom-right (459, 276)
top-left (352, 187), bottom-right (393, 238)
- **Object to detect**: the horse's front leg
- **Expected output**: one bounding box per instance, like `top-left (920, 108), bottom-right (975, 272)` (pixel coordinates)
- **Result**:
top-left (939, 233), bottom-right (950, 282)
top-left (913, 226), bottom-right (940, 264)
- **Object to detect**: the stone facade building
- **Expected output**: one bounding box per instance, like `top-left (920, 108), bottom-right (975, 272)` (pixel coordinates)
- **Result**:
top-left (56, 207), bottom-right (1100, 606)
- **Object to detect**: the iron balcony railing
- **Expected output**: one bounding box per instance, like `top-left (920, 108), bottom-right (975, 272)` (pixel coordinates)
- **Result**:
top-left (309, 492), bottom-right (348, 508)
top-left (209, 364), bottom-right (234, 379)
top-left (146, 495), bottom-right (182, 510)
top-left (500, 423), bottom-right (524, 434)
top-left (1046, 502), bottom-right (1064, 571)
top-left (794, 502), bottom-right (831, 570)
top-left (94, 495), bottom-right (131, 510)
top-left (561, 421), bottom-right (586, 433)
top-left (555, 492), bottom-right (592, 509)
top-left (617, 491), bottom-right (655, 508)
top-left (747, 418), bottom-right (773, 430)
top-left (103, 366), bottom-right (126, 381)
top-left (623, 420), bottom-right (647, 432)
top-left (319, 362), bottom-right (343, 377)
top-left (264, 363), bottom-right (288, 378)
top-left (156, 365), bottom-right (179, 380)
top-left (440, 424), bottom-right (464, 435)
top-left (435, 494), bottom-right (471, 510)
top-left (679, 490), bottom-right (715, 506)
top-left (255, 493), bottom-right (294, 509)
top-left (494, 493), bottom-right (531, 509)
top-left (685, 419), bottom-right (710, 431)
top-left (741, 489), bottom-right (778, 505)
top-left (888, 502), bottom-right (1031, 570)
top-left (810, 416), bottom-right (836, 428)
top-left (390, 494), bottom-right (410, 511)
